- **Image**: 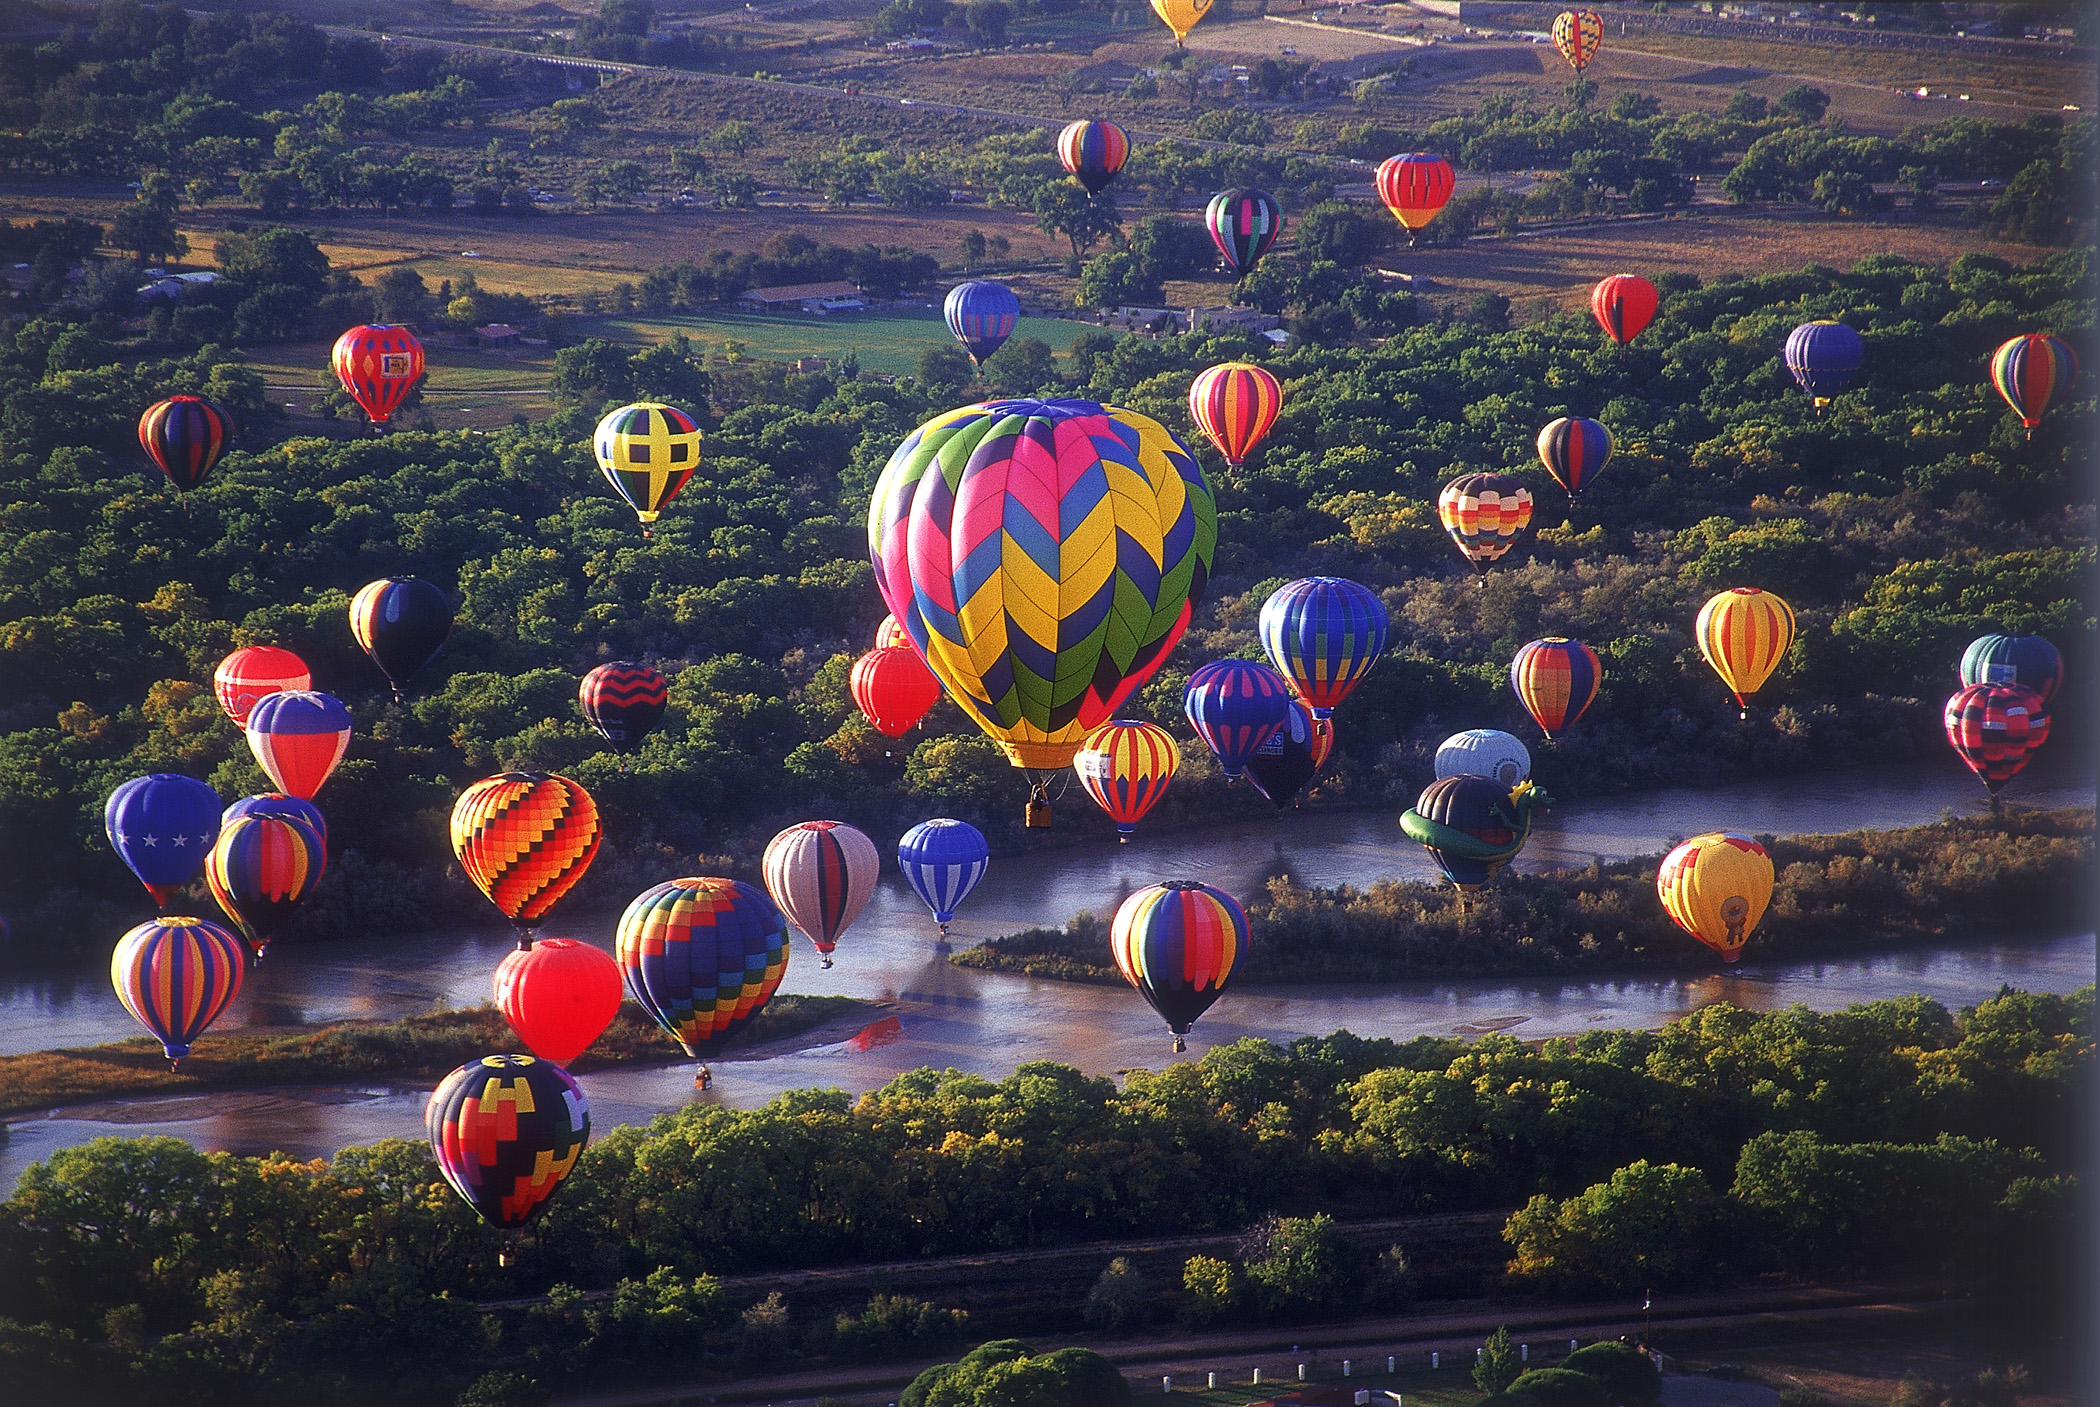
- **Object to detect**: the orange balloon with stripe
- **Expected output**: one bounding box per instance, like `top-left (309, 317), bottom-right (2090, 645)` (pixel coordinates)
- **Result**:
top-left (1694, 587), bottom-right (1796, 719)
top-left (1509, 637), bottom-right (1601, 737)
top-left (450, 772), bottom-right (603, 944)
top-left (1376, 153), bottom-right (1455, 245)
top-left (1187, 363), bottom-right (1282, 468)
top-left (1074, 719), bottom-right (1181, 842)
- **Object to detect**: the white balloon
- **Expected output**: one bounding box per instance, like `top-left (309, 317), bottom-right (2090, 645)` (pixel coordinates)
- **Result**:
top-left (1434, 729), bottom-right (1532, 789)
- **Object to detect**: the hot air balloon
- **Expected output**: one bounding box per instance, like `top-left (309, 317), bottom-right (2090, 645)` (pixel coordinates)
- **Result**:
top-left (1536, 417), bottom-right (1614, 502)
top-left (105, 774), bottom-right (222, 908)
top-left (1150, 0), bottom-right (1215, 44)
top-left (897, 818), bottom-right (989, 935)
top-left (1401, 775), bottom-right (1555, 893)
top-left (850, 646), bottom-right (942, 741)
top-left (594, 402), bottom-right (703, 537)
top-left (494, 938), bottom-right (624, 1065)
top-left (943, 280), bottom-right (1020, 366)
top-left (578, 662), bottom-right (669, 753)
top-left (1439, 473), bottom-right (1534, 576)
top-left (1945, 683), bottom-right (2049, 813)
top-left (616, 877), bottom-right (790, 1056)
top-left (205, 813), bottom-right (325, 960)
top-left (1074, 720), bottom-right (1181, 842)
top-left (1990, 333), bottom-right (2077, 438)
top-left (1187, 362), bottom-right (1283, 469)
top-left (1784, 320), bottom-right (1863, 410)
top-left (224, 793), bottom-right (327, 854)
top-left (1205, 190), bottom-right (1282, 277)
top-left (111, 915), bottom-right (246, 1065)
top-left (138, 395), bottom-right (233, 498)
top-left (1960, 633), bottom-right (2062, 705)
top-left (1551, 9), bottom-right (1602, 70)
top-left (349, 576), bottom-right (454, 703)
top-left (1058, 120), bottom-right (1129, 195)
top-left (1695, 587), bottom-right (1796, 719)
top-left (426, 1054), bottom-right (590, 1242)
top-left (1111, 881), bottom-right (1244, 1053)
top-left (451, 773), bottom-right (602, 944)
top-left (212, 645), bottom-right (310, 727)
top-left (1184, 659), bottom-right (1292, 781)
top-left (874, 614), bottom-right (912, 651)
top-left (1510, 637), bottom-right (1601, 737)
top-left (763, 821), bottom-right (879, 968)
top-left (1434, 729), bottom-right (1531, 788)
top-left (1658, 833), bottom-right (1772, 964)
top-left (245, 691), bottom-right (352, 800)
top-left (331, 324), bottom-right (425, 425)
top-left (1591, 274), bottom-right (1658, 346)
top-left (1243, 698), bottom-right (1323, 811)
top-left (868, 398), bottom-right (1216, 823)
top-left (1375, 154), bottom-right (1455, 245)
top-left (1257, 576), bottom-right (1390, 718)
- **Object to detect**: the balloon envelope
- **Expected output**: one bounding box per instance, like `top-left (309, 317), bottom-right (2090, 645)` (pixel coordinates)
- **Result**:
top-left (850, 647), bottom-right (942, 739)
top-left (1439, 473), bottom-right (1534, 573)
top-left (450, 773), bottom-right (602, 934)
top-left (1658, 832), bottom-right (1773, 963)
top-left (1784, 320), bottom-right (1863, 406)
top-left (763, 821), bottom-right (880, 964)
top-left (1401, 775), bottom-right (1550, 891)
top-left (1536, 417), bottom-right (1614, 500)
top-left (1990, 334), bottom-right (2077, 434)
top-left (578, 662), bottom-right (669, 752)
top-left (943, 280), bottom-right (1020, 365)
top-left (1183, 659), bottom-right (1292, 780)
top-left (616, 877), bottom-right (790, 1056)
top-left (1944, 683), bottom-right (2049, 796)
top-left (138, 395), bottom-right (233, 495)
top-left (897, 818), bottom-right (990, 930)
top-left (1187, 362), bottom-right (1282, 468)
top-left (349, 576), bottom-right (454, 702)
top-left (1150, 0), bottom-right (1215, 42)
top-left (1375, 154), bottom-right (1454, 235)
top-left (1111, 881), bottom-right (1245, 1050)
top-left (224, 793), bottom-right (327, 853)
top-left (1242, 698), bottom-right (1322, 810)
top-left (205, 813), bottom-right (324, 957)
top-left (1205, 189), bottom-right (1282, 275)
top-left (426, 1054), bottom-right (590, 1230)
top-left (1552, 8), bottom-right (1602, 69)
top-left (213, 645), bottom-right (310, 727)
top-left (1510, 638), bottom-right (1601, 736)
top-left (1695, 587), bottom-right (1796, 713)
top-left (494, 938), bottom-right (624, 1065)
top-left (1074, 720), bottom-right (1181, 840)
top-left (1058, 120), bottom-right (1129, 194)
top-left (1591, 274), bottom-right (1658, 346)
top-left (245, 691), bottom-right (352, 800)
top-left (105, 774), bottom-right (222, 907)
top-left (332, 324), bottom-right (424, 424)
top-left (1435, 729), bottom-right (1531, 788)
top-left (594, 402), bottom-right (703, 531)
top-left (110, 916), bottom-right (246, 1061)
top-left (1256, 576), bottom-right (1390, 717)
top-left (1959, 633), bottom-right (2062, 705)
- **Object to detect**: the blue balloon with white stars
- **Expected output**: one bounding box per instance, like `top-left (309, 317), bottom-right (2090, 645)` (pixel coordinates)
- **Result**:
top-left (104, 773), bottom-right (223, 908)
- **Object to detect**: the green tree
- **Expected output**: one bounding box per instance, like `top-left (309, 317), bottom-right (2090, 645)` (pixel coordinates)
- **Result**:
top-left (1503, 1161), bottom-right (1724, 1293)
top-left (1081, 1257), bottom-right (1148, 1331)
top-left (1239, 1213), bottom-right (1362, 1320)
top-left (1475, 1326), bottom-right (1522, 1396)
top-left (1510, 1369), bottom-right (1611, 1407)
top-left (110, 203), bottom-right (186, 264)
top-left (916, 344), bottom-right (975, 399)
top-left (1180, 1254), bottom-right (1241, 1326)
top-left (1033, 181), bottom-right (1121, 262)
top-left (1561, 1342), bottom-right (1662, 1407)
top-left (551, 338), bottom-right (640, 410)
top-left (964, 0), bottom-right (1010, 48)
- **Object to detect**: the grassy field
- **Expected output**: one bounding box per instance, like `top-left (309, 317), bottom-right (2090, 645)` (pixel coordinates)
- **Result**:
top-left (586, 307), bottom-right (1111, 375)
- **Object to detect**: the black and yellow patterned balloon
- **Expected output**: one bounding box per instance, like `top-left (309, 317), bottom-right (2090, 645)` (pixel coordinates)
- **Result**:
top-left (593, 402), bottom-right (702, 536)
top-left (425, 1053), bottom-right (591, 1230)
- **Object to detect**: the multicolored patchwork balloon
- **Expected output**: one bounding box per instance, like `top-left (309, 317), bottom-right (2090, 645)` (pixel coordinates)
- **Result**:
top-left (1552, 8), bottom-right (1602, 70)
top-left (105, 774), bottom-right (222, 908)
top-left (1205, 189), bottom-right (1282, 276)
top-left (1959, 633), bottom-right (2062, 705)
top-left (212, 645), bottom-right (310, 727)
top-left (331, 324), bottom-right (424, 425)
top-left (943, 280), bottom-right (1020, 366)
top-left (450, 773), bottom-right (602, 942)
top-left (868, 398), bottom-right (1216, 782)
top-left (138, 394), bottom-right (233, 497)
top-left (1658, 833), bottom-right (1773, 964)
top-left (110, 915), bottom-right (246, 1064)
top-left (578, 661), bottom-right (669, 753)
top-left (1184, 659), bottom-right (1292, 781)
top-left (616, 877), bottom-right (790, 1056)
top-left (1375, 154), bottom-right (1455, 243)
top-left (1591, 274), bottom-right (1658, 346)
top-left (1510, 637), bottom-right (1601, 737)
top-left (426, 1054), bottom-right (590, 1235)
top-left (205, 813), bottom-right (325, 959)
top-left (897, 818), bottom-right (990, 934)
top-left (762, 820), bottom-right (880, 967)
top-left (1990, 333), bottom-right (2077, 438)
top-left (1074, 720), bottom-right (1181, 842)
top-left (1536, 417), bottom-right (1614, 501)
top-left (494, 938), bottom-right (624, 1066)
top-left (1111, 880), bottom-right (1246, 1053)
top-left (1402, 775), bottom-right (1554, 892)
top-left (1695, 587), bottom-right (1796, 719)
top-left (1058, 119), bottom-right (1129, 195)
top-left (594, 402), bottom-right (703, 535)
top-left (349, 577), bottom-right (454, 704)
top-left (1944, 683), bottom-right (2049, 805)
top-left (245, 691), bottom-right (352, 800)
top-left (1439, 473), bottom-right (1534, 575)
top-left (1187, 362), bottom-right (1282, 468)
top-left (1256, 576), bottom-right (1390, 718)
top-left (1784, 320), bottom-right (1862, 409)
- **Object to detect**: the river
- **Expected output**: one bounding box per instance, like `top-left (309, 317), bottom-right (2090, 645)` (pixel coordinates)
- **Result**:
top-left (2, 754), bottom-right (2092, 1190)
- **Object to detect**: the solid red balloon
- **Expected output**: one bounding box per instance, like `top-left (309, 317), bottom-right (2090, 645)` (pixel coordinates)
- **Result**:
top-left (213, 645), bottom-right (311, 727)
top-left (1591, 274), bottom-right (1659, 346)
top-left (493, 937), bottom-right (624, 1066)
top-left (850, 646), bottom-right (942, 739)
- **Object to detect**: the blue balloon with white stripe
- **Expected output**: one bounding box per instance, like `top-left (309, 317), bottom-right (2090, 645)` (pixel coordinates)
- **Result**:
top-left (898, 818), bottom-right (990, 934)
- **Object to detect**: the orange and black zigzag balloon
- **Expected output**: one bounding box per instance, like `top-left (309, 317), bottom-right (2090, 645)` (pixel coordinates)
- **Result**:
top-left (450, 772), bottom-right (602, 934)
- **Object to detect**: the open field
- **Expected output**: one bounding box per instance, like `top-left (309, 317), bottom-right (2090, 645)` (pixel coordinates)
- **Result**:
top-left (586, 306), bottom-right (1109, 376)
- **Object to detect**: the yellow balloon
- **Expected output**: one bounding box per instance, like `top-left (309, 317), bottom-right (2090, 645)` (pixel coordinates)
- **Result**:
top-left (1657, 832), bottom-right (1773, 964)
top-left (1694, 587), bottom-right (1796, 717)
top-left (1151, 0), bottom-right (1215, 43)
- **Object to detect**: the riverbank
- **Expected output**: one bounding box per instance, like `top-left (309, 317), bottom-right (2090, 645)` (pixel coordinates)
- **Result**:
top-left (952, 809), bottom-right (2096, 984)
top-left (0, 994), bottom-right (869, 1119)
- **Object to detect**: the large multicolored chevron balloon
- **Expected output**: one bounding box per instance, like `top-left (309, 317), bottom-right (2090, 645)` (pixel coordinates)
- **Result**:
top-left (868, 398), bottom-right (1217, 776)
top-left (450, 773), bottom-right (602, 941)
top-left (110, 916), bottom-right (247, 1064)
top-left (616, 877), bottom-right (790, 1057)
top-left (426, 1054), bottom-right (591, 1234)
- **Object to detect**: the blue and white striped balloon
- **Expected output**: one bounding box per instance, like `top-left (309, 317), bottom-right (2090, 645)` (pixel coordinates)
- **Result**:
top-left (897, 819), bottom-right (990, 934)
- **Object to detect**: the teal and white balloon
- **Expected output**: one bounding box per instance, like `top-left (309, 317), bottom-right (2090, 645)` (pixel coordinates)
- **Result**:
top-left (1434, 729), bottom-right (1531, 789)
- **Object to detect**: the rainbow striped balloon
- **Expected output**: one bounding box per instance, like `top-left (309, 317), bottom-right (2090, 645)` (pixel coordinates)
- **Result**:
top-left (1257, 577), bottom-right (1389, 718)
top-left (616, 877), bottom-right (789, 1057)
top-left (1990, 333), bottom-right (2077, 437)
top-left (1187, 362), bottom-right (1282, 467)
top-left (1439, 473), bottom-right (1534, 574)
top-left (763, 820), bottom-right (880, 967)
top-left (1510, 637), bottom-right (1602, 737)
top-left (1205, 189), bottom-right (1282, 276)
top-left (110, 916), bottom-right (247, 1063)
top-left (1111, 881), bottom-right (1246, 1053)
top-left (205, 813), bottom-right (325, 958)
top-left (1535, 417), bottom-right (1614, 500)
top-left (1057, 119), bottom-right (1129, 195)
top-left (1074, 719), bottom-right (1181, 841)
top-left (137, 394), bottom-right (232, 496)
top-left (1695, 587), bottom-right (1796, 718)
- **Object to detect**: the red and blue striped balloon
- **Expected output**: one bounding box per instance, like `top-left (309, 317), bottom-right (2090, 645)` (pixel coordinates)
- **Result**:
top-left (137, 395), bottom-right (233, 496)
top-left (1510, 637), bottom-right (1602, 737)
top-left (245, 691), bottom-right (353, 800)
top-left (1057, 119), bottom-right (1129, 195)
top-left (205, 813), bottom-right (325, 958)
top-left (1256, 577), bottom-right (1390, 718)
top-left (943, 280), bottom-right (1020, 366)
top-left (1990, 333), bottom-right (2076, 437)
top-left (1535, 416), bottom-right (1614, 500)
top-left (1111, 880), bottom-right (1247, 1052)
top-left (110, 916), bottom-right (247, 1063)
top-left (1184, 659), bottom-right (1292, 779)
top-left (224, 793), bottom-right (327, 853)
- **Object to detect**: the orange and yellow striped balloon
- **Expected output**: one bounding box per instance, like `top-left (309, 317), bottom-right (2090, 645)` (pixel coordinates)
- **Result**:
top-left (450, 772), bottom-right (602, 938)
top-left (1073, 719), bottom-right (1181, 842)
top-left (1694, 587), bottom-right (1796, 717)
top-left (1187, 363), bottom-right (1283, 468)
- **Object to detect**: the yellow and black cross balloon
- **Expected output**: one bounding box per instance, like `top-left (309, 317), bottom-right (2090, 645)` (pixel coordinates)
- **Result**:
top-left (594, 402), bottom-right (702, 535)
